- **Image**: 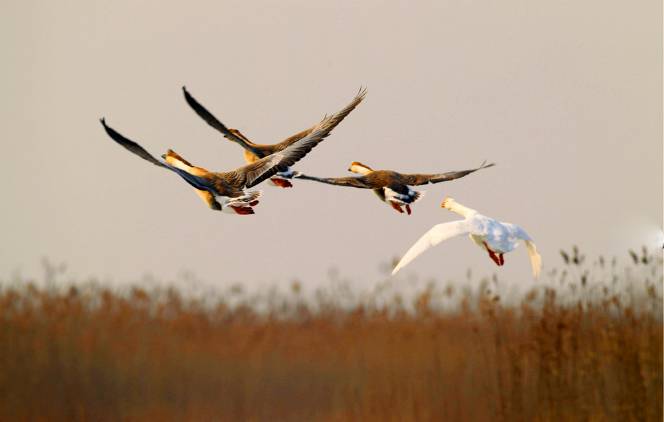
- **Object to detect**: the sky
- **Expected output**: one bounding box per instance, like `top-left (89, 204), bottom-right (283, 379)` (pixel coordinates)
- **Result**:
top-left (1, 0), bottom-right (661, 290)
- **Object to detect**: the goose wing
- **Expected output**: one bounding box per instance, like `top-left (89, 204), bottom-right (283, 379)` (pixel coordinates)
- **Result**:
top-left (292, 173), bottom-right (373, 189)
top-left (182, 87), bottom-right (263, 156)
top-left (392, 220), bottom-right (469, 275)
top-left (524, 241), bottom-right (542, 279)
top-left (100, 118), bottom-right (169, 169)
top-left (100, 119), bottom-right (217, 191)
top-left (399, 161), bottom-right (495, 186)
top-left (224, 89), bottom-right (367, 188)
top-left (392, 221), bottom-right (469, 275)
top-left (507, 224), bottom-right (542, 279)
top-left (274, 126), bottom-right (317, 150)
top-left (274, 87), bottom-right (367, 149)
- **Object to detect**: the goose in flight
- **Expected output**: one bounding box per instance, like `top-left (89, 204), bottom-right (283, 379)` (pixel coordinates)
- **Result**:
top-left (182, 86), bottom-right (367, 188)
top-left (392, 197), bottom-right (541, 277)
top-left (99, 106), bottom-right (353, 214)
top-left (293, 161), bottom-right (494, 214)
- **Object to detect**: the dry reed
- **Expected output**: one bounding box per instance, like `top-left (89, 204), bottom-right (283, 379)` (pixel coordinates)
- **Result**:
top-left (0, 250), bottom-right (661, 421)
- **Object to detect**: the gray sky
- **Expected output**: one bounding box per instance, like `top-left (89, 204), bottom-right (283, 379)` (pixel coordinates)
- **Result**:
top-left (2, 0), bottom-right (661, 289)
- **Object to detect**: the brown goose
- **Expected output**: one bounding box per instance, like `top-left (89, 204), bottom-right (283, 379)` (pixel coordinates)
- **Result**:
top-left (294, 161), bottom-right (495, 215)
top-left (183, 87), bottom-right (367, 188)
top-left (99, 99), bottom-right (358, 214)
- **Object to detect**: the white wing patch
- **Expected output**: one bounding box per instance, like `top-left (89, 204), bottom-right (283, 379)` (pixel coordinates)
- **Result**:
top-left (525, 240), bottom-right (542, 279)
top-left (384, 187), bottom-right (425, 204)
top-left (392, 220), bottom-right (469, 275)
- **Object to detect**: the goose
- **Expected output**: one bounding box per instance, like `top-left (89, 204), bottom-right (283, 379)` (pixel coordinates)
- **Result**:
top-left (182, 87), bottom-right (367, 188)
top-left (99, 99), bottom-right (358, 214)
top-left (293, 161), bottom-right (494, 214)
top-left (391, 197), bottom-right (541, 277)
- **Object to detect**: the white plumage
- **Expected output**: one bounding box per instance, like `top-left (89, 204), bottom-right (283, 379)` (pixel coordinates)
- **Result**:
top-left (392, 197), bottom-right (541, 278)
top-left (384, 187), bottom-right (425, 205)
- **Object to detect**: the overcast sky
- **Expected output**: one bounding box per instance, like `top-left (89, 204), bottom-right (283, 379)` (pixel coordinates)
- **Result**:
top-left (2, 0), bottom-right (661, 290)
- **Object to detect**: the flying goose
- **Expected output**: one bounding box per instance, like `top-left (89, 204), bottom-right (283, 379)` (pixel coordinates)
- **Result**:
top-left (99, 100), bottom-right (357, 214)
top-left (293, 161), bottom-right (494, 214)
top-left (182, 87), bottom-right (367, 188)
top-left (391, 197), bottom-right (541, 277)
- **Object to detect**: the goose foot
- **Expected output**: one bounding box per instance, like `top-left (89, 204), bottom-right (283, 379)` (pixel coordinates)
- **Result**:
top-left (483, 242), bottom-right (501, 266)
top-left (389, 201), bottom-right (404, 214)
top-left (271, 178), bottom-right (293, 188)
top-left (498, 253), bottom-right (505, 266)
top-left (230, 206), bottom-right (255, 215)
top-left (405, 204), bottom-right (412, 215)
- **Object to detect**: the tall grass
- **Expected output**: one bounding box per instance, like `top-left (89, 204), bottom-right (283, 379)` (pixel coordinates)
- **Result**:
top-left (0, 249), bottom-right (661, 421)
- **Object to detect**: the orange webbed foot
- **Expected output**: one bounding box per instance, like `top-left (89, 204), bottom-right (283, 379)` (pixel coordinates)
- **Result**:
top-left (271, 178), bottom-right (293, 188)
top-left (483, 241), bottom-right (501, 266)
top-left (230, 206), bottom-right (255, 215)
top-left (389, 201), bottom-right (404, 214)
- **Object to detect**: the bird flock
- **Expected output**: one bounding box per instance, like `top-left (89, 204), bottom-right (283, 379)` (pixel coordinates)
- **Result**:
top-left (100, 88), bottom-right (541, 277)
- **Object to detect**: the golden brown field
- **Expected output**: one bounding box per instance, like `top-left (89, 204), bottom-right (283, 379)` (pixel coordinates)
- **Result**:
top-left (0, 248), bottom-right (661, 421)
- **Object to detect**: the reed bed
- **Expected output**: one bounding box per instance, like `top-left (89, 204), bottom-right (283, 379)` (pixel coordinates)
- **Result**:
top-left (0, 249), bottom-right (661, 421)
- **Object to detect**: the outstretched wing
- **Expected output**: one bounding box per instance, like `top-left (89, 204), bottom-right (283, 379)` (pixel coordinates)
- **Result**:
top-left (182, 86), bottom-right (263, 156)
top-left (100, 119), bottom-right (218, 192)
top-left (275, 87), bottom-right (367, 149)
top-left (399, 161), bottom-right (495, 186)
top-left (507, 224), bottom-right (542, 279)
top-left (100, 118), bottom-right (168, 168)
top-left (225, 89), bottom-right (367, 188)
top-left (275, 126), bottom-right (317, 149)
top-left (524, 240), bottom-right (542, 279)
top-left (392, 221), bottom-right (469, 275)
top-left (292, 173), bottom-right (373, 189)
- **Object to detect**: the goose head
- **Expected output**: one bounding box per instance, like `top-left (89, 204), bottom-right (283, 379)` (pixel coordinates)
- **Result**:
top-left (161, 149), bottom-right (192, 166)
top-left (162, 149), bottom-right (196, 172)
top-left (440, 196), bottom-right (456, 209)
top-left (348, 161), bottom-right (373, 175)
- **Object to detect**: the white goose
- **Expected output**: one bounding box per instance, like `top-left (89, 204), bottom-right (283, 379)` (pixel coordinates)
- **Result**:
top-left (392, 197), bottom-right (541, 277)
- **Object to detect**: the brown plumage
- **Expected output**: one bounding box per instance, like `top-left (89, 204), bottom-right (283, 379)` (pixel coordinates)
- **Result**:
top-left (100, 101), bottom-right (358, 214)
top-left (294, 161), bottom-right (495, 215)
top-left (182, 87), bottom-right (367, 187)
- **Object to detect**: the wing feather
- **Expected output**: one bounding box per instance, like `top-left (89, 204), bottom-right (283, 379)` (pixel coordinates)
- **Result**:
top-left (392, 221), bottom-right (469, 275)
top-left (400, 161), bottom-right (495, 186)
top-left (100, 119), bottom-right (218, 191)
top-left (182, 87), bottom-right (262, 155)
top-left (100, 118), bottom-right (168, 168)
top-left (508, 224), bottom-right (542, 279)
top-left (524, 240), bottom-right (542, 279)
top-left (227, 89), bottom-right (367, 188)
top-left (292, 173), bottom-right (373, 189)
top-left (275, 87), bottom-right (367, 149)
top-left (274, 126), bottom-right (317, 150)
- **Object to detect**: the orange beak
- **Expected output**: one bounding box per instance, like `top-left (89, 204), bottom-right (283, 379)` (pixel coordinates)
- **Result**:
top-left (440, 196), bottom-right (450, 208)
